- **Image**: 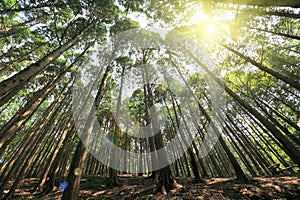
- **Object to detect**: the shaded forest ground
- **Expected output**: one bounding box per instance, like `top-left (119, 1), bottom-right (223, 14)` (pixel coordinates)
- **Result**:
top-left (7, 175), bottom-right (300, 199)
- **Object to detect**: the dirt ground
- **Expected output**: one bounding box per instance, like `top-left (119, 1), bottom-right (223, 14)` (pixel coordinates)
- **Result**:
top-left (8, 175), bottom-right (300, 199)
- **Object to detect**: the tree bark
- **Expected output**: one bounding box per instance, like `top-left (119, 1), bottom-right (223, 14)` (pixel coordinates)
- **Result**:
top-left (249, 27), bottom-right (300, 40)
top-left (62, 63), bottom-right (112, 200)
top-left (182, 46), bottom-right (300, 167)
top-left (218, 42), bottom-right (300, 91)
top-left (0, 22), bottom-right (91, 104)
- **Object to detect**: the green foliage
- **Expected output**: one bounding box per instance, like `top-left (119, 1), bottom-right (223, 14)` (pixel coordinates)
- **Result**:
top-left (1, 1), bottom-right (300, 192)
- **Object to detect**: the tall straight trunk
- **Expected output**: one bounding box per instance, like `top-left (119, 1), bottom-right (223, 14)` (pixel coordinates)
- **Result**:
top-left (29, 116), bottom-right (65, 178)
top-left (42, 128), bottom-right (77, 194)
top-left (87, 126), bottom-right (102, 175)
top-left (147, 87), bottom-right (175, 193)
top-left (172, 95), bottom-right (202, 179)
top-left (185, 94), bottom-right (218, 177)
top-left (267, 91), bottom-right (300, 117)
top-left (244, 122), bottom-right (274, 166)
top-left (245, 110), bottom-right (296, 168)
top-left (171, 59), bottom-right (248, 181)
top-left (249, 27), bottom-right (300, 40)
top-left (251, 94), bottom-right (300, 146)
top-left (0, 84), bottom-right (23, 108)
top-left (0, 47), bottom-right (87, 153)
top-left (140, 50), bottom-right (175, 193)
top-left (143, 83), bottom-right (158, 179)
top-left (85, 154), bottom-right (92, 175)
top-left (37, 120), bottom-right (73, 191)
top-left (0, 43), bottom-right (46, 73)
top-left (226, 113), bottom-right (270, 174)
top-left (138, 138), bottom-right (144, 176)
top-left (0, 71), bottom-right (69, 149)
top-left (174, 161), bottom-right (180, 177)
top-left (62, 63), bottom-right (112, 200)
top-left (215, 144), bottom-right (233, 177)
top-left (164, 96), bottom-right (203, 180)
top-left (0, 88), bottom-right (66, 191)
top-left (171, 98), bottom-right (201, 180)
top-left (0, 95), bottom-right (66, 198)
top-left (107, 64), bottom-right (126, 187)
top-left (168, 128), bottom-right (187, 177)
top-left (2, 111), bottom-right (70, 199)
top-left (0, 84), bottom-right (51, 147)
top-left (61, 134), bottom-right (90, 200)
top-left (205, 156), bottom-right (217, 177)
top-left (224, 126), bottom-right (257, 176)
top-left (231, 7), bottom-right (300, 19)
top-left (184, 100), bottom-right (210, 177)
top-left (192, 141), bottom-right (209, 177)
top-left (218, 137), bottom-right (249, 181)
top-left (218, 42), bottom-right (300, 91)
top-left (181, 47), bottom-right (300, 167)
top-left (0, 15), bottom-right (44, 33)
top-left (0, 22), bottom-right (91, 105)
top-left (258, 98), bottom-right (300, 133)
top-left (188, 148), bottom-right (201, 179)
top-left (224, 117), bottom-right (263, 174)
top-left (0, 20), bottom-right (41, 40)
top-left (183, 153), bottom-right (192, 177)
top-left (26, 96), bottom-right (73, 178)
top-left (123, 130), bottom-right (129, 173)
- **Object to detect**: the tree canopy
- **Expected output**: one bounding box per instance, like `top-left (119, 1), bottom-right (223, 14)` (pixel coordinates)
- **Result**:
top-left (0, 0), bottom-right (299, 199)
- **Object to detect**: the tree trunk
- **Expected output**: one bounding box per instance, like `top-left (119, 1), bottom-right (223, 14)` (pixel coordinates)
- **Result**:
top-left (42, 128), bottom-right (77, 194)
top-left (37, 121), bottom-right (74, 191)
top-left (182, 47), bottom-right (300, 167)
top-left (0, 54), bottom-right (80, 150)
top-left (218, 42), bottom-right (300, 91)
top-left (171, 58), bottom-right (248, 181)
top-left (250, 27), bottom-right (300, 40)
top-left (62, 63), bottom-right (112, 200)
top-left (0, 22), bottom-right (91, 105)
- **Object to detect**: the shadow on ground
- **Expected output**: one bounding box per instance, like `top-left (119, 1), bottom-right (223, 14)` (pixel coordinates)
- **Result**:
top-left (8, 175), bottom-right (300, 199)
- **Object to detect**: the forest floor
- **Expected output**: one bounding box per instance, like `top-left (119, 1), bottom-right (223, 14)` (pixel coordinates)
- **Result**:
top-left (9, 174), bottom-right (300, 199)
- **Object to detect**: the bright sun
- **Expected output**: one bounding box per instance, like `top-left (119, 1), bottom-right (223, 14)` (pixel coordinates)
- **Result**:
top-left (189, 8), bottom-right (235, 37)
top-left (190, 8), bottom-right (236, 23)
top-left (189, 9), bottom-right (207, 24)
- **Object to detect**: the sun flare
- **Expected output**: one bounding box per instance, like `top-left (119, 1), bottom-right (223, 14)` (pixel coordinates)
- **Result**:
top-left (205, 23), bottom-right (219, 36)
top-left (188, 8), bottom-right (235, 38)
top-left (189, 9), bottom-right (207, 24)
